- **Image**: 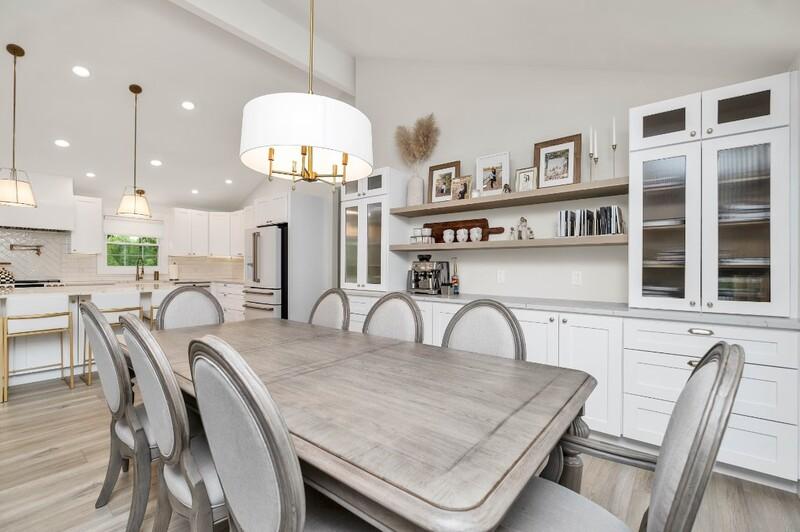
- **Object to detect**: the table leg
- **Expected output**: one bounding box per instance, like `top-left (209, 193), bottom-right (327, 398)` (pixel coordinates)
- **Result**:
top-left (558, 410), bottom-right (590, 493)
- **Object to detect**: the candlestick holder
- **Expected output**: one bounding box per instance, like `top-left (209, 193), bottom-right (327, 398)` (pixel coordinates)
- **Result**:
top-left (588, 151), bottom-right (594, 181)
top-left (611, 143), bottom-right (617, 178)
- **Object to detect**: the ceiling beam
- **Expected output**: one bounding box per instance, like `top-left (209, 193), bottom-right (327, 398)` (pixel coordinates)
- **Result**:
top-left (169, 0), bottom-right (355, 96)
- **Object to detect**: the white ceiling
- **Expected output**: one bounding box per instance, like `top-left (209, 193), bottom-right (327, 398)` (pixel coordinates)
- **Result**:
top-left (0, 0), bottom-right (349, 212)
top-left (265, 0), bottom-right (800, 74)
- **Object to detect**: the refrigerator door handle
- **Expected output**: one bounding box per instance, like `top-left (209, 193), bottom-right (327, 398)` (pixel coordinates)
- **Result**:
top-left (252, 231), bottom-right (260, 284)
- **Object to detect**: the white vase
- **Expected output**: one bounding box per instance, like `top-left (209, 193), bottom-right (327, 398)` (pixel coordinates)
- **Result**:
top-left (406, 175), bottom-right (424, 206)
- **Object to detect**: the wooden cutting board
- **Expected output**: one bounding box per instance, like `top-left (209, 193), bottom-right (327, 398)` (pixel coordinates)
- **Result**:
top-left (423, 218), bottom-right (504, 242)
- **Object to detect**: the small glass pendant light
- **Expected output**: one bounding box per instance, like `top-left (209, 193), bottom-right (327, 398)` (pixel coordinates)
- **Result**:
top-left (0, 44), bottom-right (37, 208)
top-left (117, 84), bottom-right (151, 218)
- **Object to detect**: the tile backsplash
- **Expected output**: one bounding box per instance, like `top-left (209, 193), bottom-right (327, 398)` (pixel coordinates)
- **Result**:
top-left (0, 227), bottom-right (243, 282)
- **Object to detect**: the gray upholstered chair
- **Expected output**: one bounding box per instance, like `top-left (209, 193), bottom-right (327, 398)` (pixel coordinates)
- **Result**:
top-left (189, 335), bottom-right (376, 531)
top-left (120, 314), bottom-right (228, 531)
top-left (362, 292), bottom-right (423, 343)
top-left (500, 341), bottom-right (745, 532)
top-left (156, 286), bottom-right (224, 330)
top-left (80, 302), bottom-right (158, 532)
top-left (441, 299), bottom-right (526, 360)
top-left (308, 288), bottom-right (350, 330)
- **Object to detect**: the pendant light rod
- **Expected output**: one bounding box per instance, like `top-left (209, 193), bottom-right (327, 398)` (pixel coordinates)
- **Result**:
top-left (130, 84), bottom-right (142, 191)
top-left (6, 44), bottom-right (24, 171)
top-left (308, 0), bottom-right (314, 94)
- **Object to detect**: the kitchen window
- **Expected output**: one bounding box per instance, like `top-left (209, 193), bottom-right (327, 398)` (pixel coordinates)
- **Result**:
top-left (106, 235), bottom-right (159, 267)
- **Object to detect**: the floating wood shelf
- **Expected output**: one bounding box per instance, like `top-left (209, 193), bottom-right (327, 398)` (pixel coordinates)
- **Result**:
top-left (389, 234), bottom-right (628, 252)
top-left (390, 177), bottom-right (628, 218)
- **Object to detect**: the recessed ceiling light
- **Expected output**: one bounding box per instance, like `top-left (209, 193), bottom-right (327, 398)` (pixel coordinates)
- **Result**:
top-left (191, 189), bottom-right (199, 194)
top-left (85, 172), bottom-right (96, 178)
top-left (72, 65), bottom-right (91, 78)
top-left (149, 159), bottom-right (162, 167)
top-left (181, 101), bottom-right (195, 110)
top-left (225, 179), bottom-right (233, 184)
top-left (54, 139), bottom-right (70, 148)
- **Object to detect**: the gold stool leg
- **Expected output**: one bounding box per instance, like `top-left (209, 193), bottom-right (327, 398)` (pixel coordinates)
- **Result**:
top-left (2, 318), bottom-right (7, 403)
top-left (67, 315), bottom-right (74, 389)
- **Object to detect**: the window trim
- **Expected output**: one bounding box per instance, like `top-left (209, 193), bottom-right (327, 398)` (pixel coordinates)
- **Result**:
top-left (97, 233), bottom-right (164, 275)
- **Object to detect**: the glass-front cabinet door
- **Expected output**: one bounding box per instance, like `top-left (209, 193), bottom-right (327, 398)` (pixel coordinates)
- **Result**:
top-left (701, 128), bottom-right (790, 316)
top-left (629, 142), bottom-right (701, 310)
top-left (340, 202), bottom-right (360, 290)
top-left (629, 93), bottom-right (701, 151)
top-left (339, 197), bottom-right (388, 291)
top-left (702, 73), bottom-right (790, 139)
top-left (339, 168), bottom-right (389, 201)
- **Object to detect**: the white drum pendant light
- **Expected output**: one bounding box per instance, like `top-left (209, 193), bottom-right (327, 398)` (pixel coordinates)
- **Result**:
top-left (239, 0), bottom-right (373, 187)
top-left (117, 84), bottom-right (152, 218)
top-left (0, 44), bottom-right (36, 208)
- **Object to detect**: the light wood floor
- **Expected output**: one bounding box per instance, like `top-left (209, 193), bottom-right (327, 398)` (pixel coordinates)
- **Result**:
top-left (1, 379), bottom-right (799, 531)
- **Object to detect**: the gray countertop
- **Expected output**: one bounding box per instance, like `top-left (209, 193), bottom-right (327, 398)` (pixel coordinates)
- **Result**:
top-left (0, 279), bottom-right (244, 299)
top-left (344, 290), bottom-right (800, 331)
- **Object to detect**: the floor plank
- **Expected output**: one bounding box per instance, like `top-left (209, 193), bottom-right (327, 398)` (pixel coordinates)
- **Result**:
top-left (1, 379), bottom-right (798, 531)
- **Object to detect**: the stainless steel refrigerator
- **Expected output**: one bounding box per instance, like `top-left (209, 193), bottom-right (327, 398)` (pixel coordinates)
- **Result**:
top-left (244, 223), bottom-right (288, 319)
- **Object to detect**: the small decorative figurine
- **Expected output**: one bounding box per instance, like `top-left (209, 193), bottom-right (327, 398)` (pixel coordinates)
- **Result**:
top-left (502, 183), bottom-right (512, 193)
top-left (518, 216), bottom-right (529, 240)
top-left (508, 226), bottom-right (517, 240)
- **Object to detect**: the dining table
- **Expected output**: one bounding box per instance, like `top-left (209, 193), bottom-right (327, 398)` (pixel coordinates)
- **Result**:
top-left (138, 317), bottom-right (597, 532)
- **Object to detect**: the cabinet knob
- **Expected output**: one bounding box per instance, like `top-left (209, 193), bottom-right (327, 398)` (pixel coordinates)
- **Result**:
top-left (689, 130), bottom-right (696, 137)
top-left (706, 127), bottom-right (713, 134)
top-left (561, 318), bottom-right (567, 324)
top-left (549, 316), bottom-right (555, 322)
top-left (687, 359), bottom-right (699, 368)
top-left (689, 300), bottom-right (696, 307)
top-left (707, 302), bottom-right (714, 308)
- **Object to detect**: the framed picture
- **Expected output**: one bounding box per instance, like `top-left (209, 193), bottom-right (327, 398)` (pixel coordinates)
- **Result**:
top-left (534, 134), bottom-right (581, 188)
top-left (428, 161), bottom-right (460, 203)
top-left (515, 166), bottom-right (536, 193)
top-left (450, 174), bottom-right (473, 201)
top-left (475, 152), bottom-right (510, 197)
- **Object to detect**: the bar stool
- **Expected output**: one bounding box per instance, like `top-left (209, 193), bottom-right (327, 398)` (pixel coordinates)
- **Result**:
top-left (143, 287), bottom-right (173, 330)
top-left (2, 293), bottom-right (73, 403)
top-left (82, 291), bottom-right (142, 385)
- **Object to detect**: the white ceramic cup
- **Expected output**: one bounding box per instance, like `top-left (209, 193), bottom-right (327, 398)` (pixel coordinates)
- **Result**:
top-left (443, 229), bottom-right (455, 243)
top-left (456, 228), bottom-right (469, 242)
top-left (469, 227), bottom-right (483, 242)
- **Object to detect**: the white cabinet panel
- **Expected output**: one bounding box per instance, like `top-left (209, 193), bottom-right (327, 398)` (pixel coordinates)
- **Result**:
top-left (230, 210), bottom-right (244, 258)
top-left (701, 73), bottom-right (790, 139)
top-left (558, 313), bottom-right (623, 436)
top-left (416, 301), bottom-right (434, 346)
top-left (513, 309), bottom-right (558, 365)
top-left (623, 318), bottom-right (798, 369)
top-left (432, 302), bottom-right (462, 347)
top-left (623, 394), bottom-right (798, 480)
top-left (243, 205), bottom-right (255, 229)
top-left (349, 313), bottom-right (366, 333)
top-left (171, 208), bottom-right (192, 256)
top-left (349, 295), bottom-right (378, 316)
top-left (624, 349), bottom-right (797, 424)
top-left (190, 211), bottom-right (209, 256)
top-left (254, 195), bottom-right (288, 226)
top-left (208, 212), bottom-right (230, 257)
top-left (71, 196), bottom-right (103, 254)
top-left (629, 92), bottom-right (701, 151)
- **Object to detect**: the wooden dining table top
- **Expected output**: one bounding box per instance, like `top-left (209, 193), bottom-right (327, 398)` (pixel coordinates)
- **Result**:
top-left (142, 318), bottom-right (596, 531)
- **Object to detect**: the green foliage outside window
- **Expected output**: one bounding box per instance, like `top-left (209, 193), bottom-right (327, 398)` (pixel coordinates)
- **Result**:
top-left (106, 235), bottom-right (159, 267)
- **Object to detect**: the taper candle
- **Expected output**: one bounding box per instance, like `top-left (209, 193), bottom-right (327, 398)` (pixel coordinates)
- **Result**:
top-left (612, 116), bottom-right (617, 145)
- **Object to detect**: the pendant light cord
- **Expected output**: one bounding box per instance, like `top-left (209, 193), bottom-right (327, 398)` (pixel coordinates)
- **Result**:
top-left (133, 91), bottom-right (138, 190)
top-left (308, 0), bottom-right (314, 94)
top-left (11, 53), bottom-right (16, 171)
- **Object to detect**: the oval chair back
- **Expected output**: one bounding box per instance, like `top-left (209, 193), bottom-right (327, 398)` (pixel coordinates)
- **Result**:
top-left (308, 288), bottom-right (350, 330)
top-left (156, 286), bottom-right (224, 331)
top-left (645, 341), bottom-right (744, 532)
top-left (79, 301), bottom-right (132, 419)
top-left (190, 335), bottom-right (306, 531)
top-left (121, 314), bottom-right (190, 465)
top-left (441, 299), bottom-right (526, 360)
top-left (362, 292), bottom-right (423, 343)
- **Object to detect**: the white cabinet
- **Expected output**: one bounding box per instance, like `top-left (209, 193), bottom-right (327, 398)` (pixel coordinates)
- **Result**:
top-left (70, 196), bottom-right (103, 254)
top-left (513, 309), bottom-right (559, 365)
top-left (230, 210), bottom-right (244, 257)
top-left (341, 197), bottom-right (389, 291)
top-left (254, 195), bottom-right (287, 226)
top-left (172, 208), bottom-right (209, 256)
top-left (629, 93), bottom-right (701, 151)
top-left (417, 301), bottom-right (434, 346)
top-left (701, 73), bottom-right (790, 139)
top-left (558, 313), bottom-right (623, 436)
top-left (243, 205), bottom-right (255, 229)
top-left (341, 168), bottom-right (390, 201)
top-left (208, 212), bottom-right (231, 257)
top-left (212, 282), bottom-right (244, 322)
top-left (431, 302), bottom-right (462, 346)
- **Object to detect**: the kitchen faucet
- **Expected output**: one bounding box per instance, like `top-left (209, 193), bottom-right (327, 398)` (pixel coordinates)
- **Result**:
top-left (135, 257), bottom-right (145, 281)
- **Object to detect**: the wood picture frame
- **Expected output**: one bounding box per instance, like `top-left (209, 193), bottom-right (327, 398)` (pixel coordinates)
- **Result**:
top-left (534, 134), bottom-right (582, 188)
top-left (428, 161), bottom-right (461, 203)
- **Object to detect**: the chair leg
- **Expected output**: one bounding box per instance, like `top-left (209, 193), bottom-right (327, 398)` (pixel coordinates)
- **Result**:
top-left (125, 437), bottom-right (151, 532)
top-left (153, 464), bottom-right (172, 532)
top-left (95, 422), bottom-right (124, 508)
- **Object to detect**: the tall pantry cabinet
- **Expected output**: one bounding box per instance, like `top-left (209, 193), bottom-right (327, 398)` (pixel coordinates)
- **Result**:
top-left (628, 72), bottom-right (798, 317)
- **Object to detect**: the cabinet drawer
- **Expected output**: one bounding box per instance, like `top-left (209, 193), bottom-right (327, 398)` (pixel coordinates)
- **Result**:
top-left (215, 283), bottom-right (243, 296)
top-left (243, 288), bottom-right (281, 306)
top-left (349, 295), bottom-right (379, 316)
top-left (623, 394), bottom-right (798, 480)
top-left (624, 349), bottom-right (797, 424)
top-left (624, 318), bottom-right (798, 368)
top-left (349, 313), bottom-right (366, 333)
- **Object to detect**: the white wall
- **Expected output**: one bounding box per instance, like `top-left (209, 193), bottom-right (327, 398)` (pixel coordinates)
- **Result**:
top-left (355, 59), bottom-right (787, 302)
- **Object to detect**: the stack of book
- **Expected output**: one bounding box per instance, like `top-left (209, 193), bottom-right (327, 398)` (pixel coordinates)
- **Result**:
top-left (557, 205), bottom-right (624, 237)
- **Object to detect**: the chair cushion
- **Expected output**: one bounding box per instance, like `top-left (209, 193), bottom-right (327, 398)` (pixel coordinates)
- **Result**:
top-left (498, 477), bottom-right (630, 532)
top-left (163, 435), bottom-right (227, 520)
top-left (304, 486), bottom-right (376, 531)
top-left (114, 404), bottom-right (157, 450)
